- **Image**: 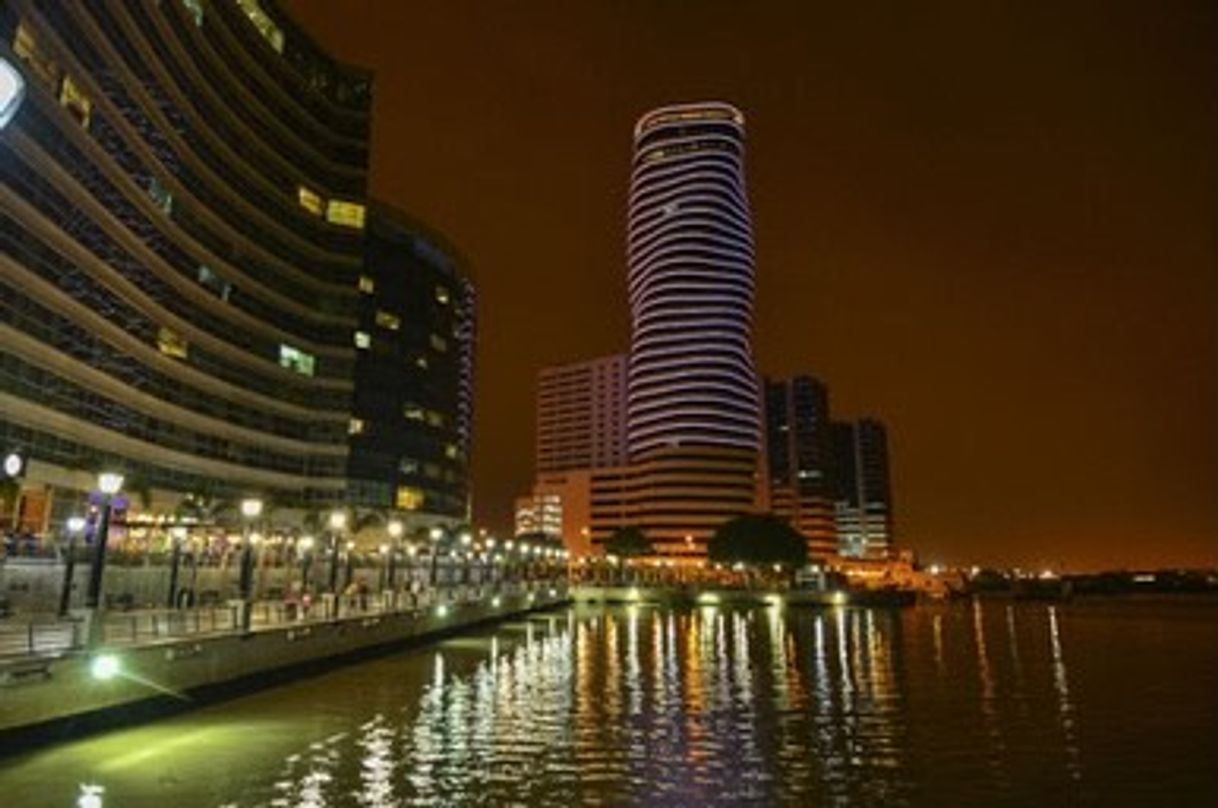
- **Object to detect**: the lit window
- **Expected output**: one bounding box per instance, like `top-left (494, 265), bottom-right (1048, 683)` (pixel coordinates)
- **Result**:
top-left (157, 327), bottom-right (188, 359)
top-left (354, 331), bottom-right (371, 349)
top-left (425, 410), bottom-right (445, 428)
top-left (444, 443), bottom-right (459, 460)
top-left (278, 344), bottom-right (315, 376)
top-left (375, 310), bottom-right (400, 331)
top-left (179, 0), bottom-right (204, 26)
top-left (402, 404), bottom-right (424, 421)
top-left (297, 185), bottom-right (323, 216)
top-left (357, 275), bottom-right (375, 294)
top-left (197, 265), bottom-right (232, 301)
top-left (434, 285), bottom-right (450, 305)
top-left (395, 486), bottom-right (424, 510)
top-left (399, 457), bottom-right (419, 475)
top-left (148, 177), bottom-right (173, 215)
top-left (348, 418), bottom-right (365, 436)
top-left (414, 355), bottom-right (429, 370)
top-left (58, 74), bottom-right (91, 129)
top-left (326, 200), bottom-right (366, 229)
top-left (12, 22), bottom-right (58, 88)
top-left (236, 0), bottom-right (285, 53)
top-left (429, 333), bottom-right (447, 353)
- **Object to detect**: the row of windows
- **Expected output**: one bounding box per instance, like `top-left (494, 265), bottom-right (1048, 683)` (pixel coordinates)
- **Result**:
top-left (0, 279), bottom-right (344, 444)
top-left (0, 352), bottom-right (345, 477)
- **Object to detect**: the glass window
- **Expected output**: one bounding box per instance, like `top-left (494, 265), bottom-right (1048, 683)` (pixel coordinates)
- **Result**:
top-left (425, 410), bottom-right (445, 428)
top-left (197, 265), bottom-right (233, 301)
top-left (357, 275), bottom-right (375, 294)
top-left (326, 200), bottom-right (366, 229)
top-left (402, 404), bottom-right (424, 421)
top-left (179, 0), bottom-right (204, 26)
top-left (58, 74), bottom-right (91, 129)
top-left (395, 486), bottom-right (424, 510)
top-left (157, 327), bottom-right (188, 359)
top-left (148, 177), bottom-right (173, 215)
top-left (434, 285), bottom-right (450, 305)
top-left (398, 457), bottom-right (419, 475)
top-left (297, 185), bottom-right (323, 216)
top-left (12, 21), bottom-right (59, 88)
top-left (278, 344), bottom-right (315, 376)
top-left (348, 418), bottom-right (365, 436)
top-left (444, 443), bottom-right (459, 460)
top-left (375, 310), bottom-right (400, 331)
top-left (414, 355), bottom-right (429, 370)
top-left (429, 333), bottom-right (447, 353)
top-left (353, 330), bottom-right (371, 349)
top-left (236, 0), bottom-right (285, 53)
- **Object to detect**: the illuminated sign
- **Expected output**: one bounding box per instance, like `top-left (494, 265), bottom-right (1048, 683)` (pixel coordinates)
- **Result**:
top-left (0, 57), bottom-right (27, 130)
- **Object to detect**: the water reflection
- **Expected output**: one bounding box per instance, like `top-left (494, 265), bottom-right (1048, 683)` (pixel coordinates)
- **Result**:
top-left (11, 600), bottom-right (1218, 807)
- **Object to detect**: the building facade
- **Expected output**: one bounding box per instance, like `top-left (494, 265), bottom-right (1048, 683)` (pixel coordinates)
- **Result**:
top-left (347, 204), bottom-right (475, 527)
top-left (831, 418), bottom-right (894, 558)
top-left (0, 0), bottom-right (371, 531)
top-left (536, 353), bottom-right (627, 474)
top-left (620, 101), bottom-right (762, 556)
top-left (764, 376), bottom-right (837, 558)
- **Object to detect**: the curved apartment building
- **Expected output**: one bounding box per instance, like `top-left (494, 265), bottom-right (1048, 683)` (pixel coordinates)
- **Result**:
top-left (0, 0), bottom-right (370, 526)
top-left (619, 102), bottom-right (762, 555)
top-left (627, 101), bottom-right (760, 457)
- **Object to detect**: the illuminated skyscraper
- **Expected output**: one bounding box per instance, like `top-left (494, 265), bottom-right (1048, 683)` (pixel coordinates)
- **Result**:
top-left (764, 376), bottom-right (837, 558)
top-left (616, 101), bottom-right (762, 556)
top-left (626, 101), bottom-right (760, 456)
top-left (832, 418), bottom-right (894, 558)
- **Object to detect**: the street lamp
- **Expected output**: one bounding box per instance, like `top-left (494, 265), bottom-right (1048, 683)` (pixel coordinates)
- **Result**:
top-left (58, 516), bottom-right (86, 617)
top-left (238, 497), bottom-right (263, 631)
top-left (386, 520), bottom-right (403, 590)
top-left (85, 472), bottom-right (124, 611)
top-left (327, 510), bottom-right (347, 593)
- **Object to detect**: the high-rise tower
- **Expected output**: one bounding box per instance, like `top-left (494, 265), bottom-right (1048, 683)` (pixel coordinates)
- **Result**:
top-left (617, 101), bottom-right (761, 556)
top-left (626, 101), bottom-right (760, 456)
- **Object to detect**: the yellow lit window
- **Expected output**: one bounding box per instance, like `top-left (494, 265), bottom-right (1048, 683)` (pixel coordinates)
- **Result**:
top-left (13, 21), bottom-right (59, 88)
top-left (348, 418), bottom-right (365, 436)
top-left (59, 74), bottom-right (91, 129)
top-left (357, 275), bottom-right (375, 294)
top-left (425, 410), bottom-right (445, 428)
top-left (326, 200), bottom-right (366, 229)
top-left (444, 443), bottom-right (459, 460)
top-left (414, 356), bottom-right (429, 370)
top-left (395, 486), bottom-right (424, 510)
top-left (354, 330), bottom-right (370, 349)
top-left (297, 185), bottom-right (323, 215)
top-left (429, 333), bottom-right (447, 353)
top-left (236, 0), bottom-right (285, 53)
top-left (157, 327), bottom-right (188, 359)
top-left (403, 404), bottom-right (424, 421)
top-left (434, 285), bottom-right (450, 305)
top-left (375, 310), bottom-right (400, 331)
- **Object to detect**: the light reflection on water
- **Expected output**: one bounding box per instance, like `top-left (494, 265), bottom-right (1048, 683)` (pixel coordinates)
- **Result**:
top-left (7, 600), bottom-right (1218, 806)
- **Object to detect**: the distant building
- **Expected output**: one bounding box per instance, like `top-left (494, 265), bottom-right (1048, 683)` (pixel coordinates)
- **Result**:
top-left (831, 418), bottom-right (894, 558)
top-left (536, 354), bottom-right (627, 474)
top-left (764, 376), bottom-right (837, 558)
top-left (347, 205), bottom-right (475, 527)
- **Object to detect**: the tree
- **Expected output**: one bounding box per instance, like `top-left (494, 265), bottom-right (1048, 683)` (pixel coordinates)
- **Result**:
top-left (604, 525), bottom-right (653, 558)
top-left (707, 514), bottom-right (808, 570)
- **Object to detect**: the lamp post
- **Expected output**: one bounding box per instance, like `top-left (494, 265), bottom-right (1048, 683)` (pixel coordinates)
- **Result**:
top-left (238, 497), bottom-right (263, 631)
top-left (58, 516), bottom-right (85, 617)
top-left (429, 526), bottom-right (444, 590)
top-left (84, 472), bottom-right (124, 611)
top-left (386, 519), bottom-right (403, 591)
top-left (166, 525), bottom-right (187, 608)
top-left (327, 510), bottom-right (346, 594)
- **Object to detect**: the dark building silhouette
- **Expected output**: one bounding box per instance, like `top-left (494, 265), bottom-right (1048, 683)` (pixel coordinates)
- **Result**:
top-left (764, 376), bottom-right (837, 558)
top-left (831, 418), bottom-right (894, 558)
top-left (347, 205), bottom-right (475, 525)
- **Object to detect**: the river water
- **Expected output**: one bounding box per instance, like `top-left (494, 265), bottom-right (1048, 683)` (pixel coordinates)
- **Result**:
top-left (1, 599), bottom-right (1216, 806)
